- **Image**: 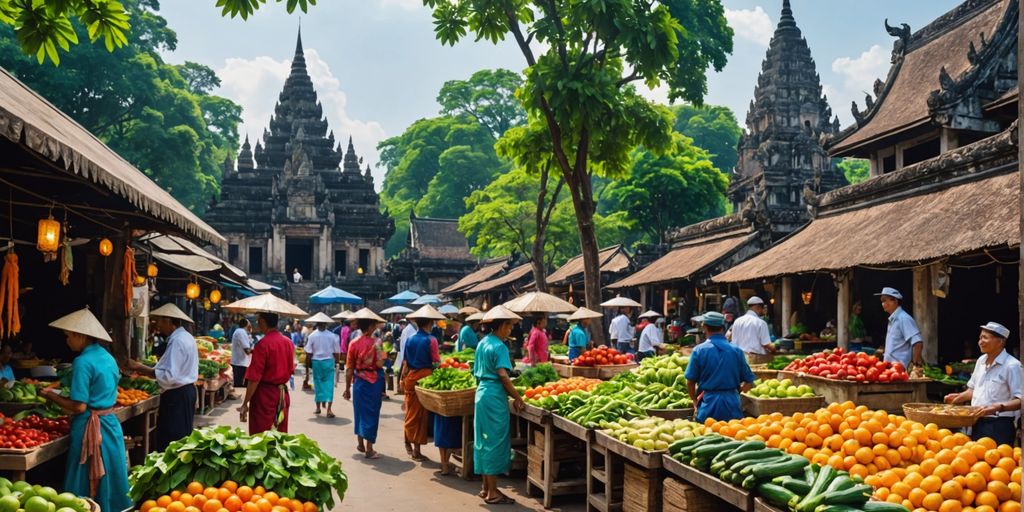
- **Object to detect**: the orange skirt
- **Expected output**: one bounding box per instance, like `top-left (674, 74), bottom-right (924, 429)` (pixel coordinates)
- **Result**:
top-left (403, 368), bottom-right (432, 445)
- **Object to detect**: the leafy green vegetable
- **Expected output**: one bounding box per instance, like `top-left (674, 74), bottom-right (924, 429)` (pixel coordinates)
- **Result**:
top-left (198, 359), bottom-right (224, 379)
top-left (549, 345), bottom-right (569, 355)
top-left (767, 355), bottom-right (804, 370)
top-left (119, 376), bottom-right (160, 394)
top-left (418, 368), bottom-right (475, 390)
top-left (515, 363), bottom-right (558, 388)
top-left (129, 427), bottom-right (347, 509)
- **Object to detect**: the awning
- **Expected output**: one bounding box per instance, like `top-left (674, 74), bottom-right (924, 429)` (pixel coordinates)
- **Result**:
top-left (246, 278), bottom-right (277, 292)
top-left (152, 251), bottom-right (221, 273)
top-left (141, 233), bottom-right (245, 281)
top-left (546, 245), bottom-right (631, 285)
top-left (0, 67), bottom-right (223, 244)
top-left (714, 172), bottom-right (1020, 283)
top-left (441, 259), bottom-right (508, 294)
top-left (465, 263), bottom-right (533, 294)
top-left (608, 233), bottom-right (756, 289)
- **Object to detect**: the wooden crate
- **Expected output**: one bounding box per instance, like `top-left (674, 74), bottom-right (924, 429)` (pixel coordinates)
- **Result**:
top-left (598, 363), bottom-right (639, 380)
top-left (741, 394), bottom-right (825, 416)
top-left (777, 371), bottom-right (928, 412)
top-left (593, 431), bottom-right (664, 469)
top-left (661, 453), bottom-right (753, 511)
top-left (552, 414), bottom-right (593, 442)
top-left (515, 402), bottom-right (550, 426)
top-left (553, 363), bottom-right (599, 379)
top-left (663, 476), bottom-right (733, 512)
top-left (646, 408), bottom-right (693, 420)
top-left (623, 462), bottom-right (661, 512)
top-left (755, 497), bottom-right (787, 512)
top-left (526, 416), bottom-right (588, 508)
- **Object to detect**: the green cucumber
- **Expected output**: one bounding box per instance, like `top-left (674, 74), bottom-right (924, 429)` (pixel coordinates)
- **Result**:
top-left (797, 464), bottom-right (838, 512)
top-left (742, 474), bottom-right (761, 489)
top-left (804, 464), bottom-right (819, 484)
top-left (724, 448), bottom-right (785, 466)
top-left (861, 502), bottom-right (911, 512)
top-left (825, 475), bottom-right (856, 493)
top-left (815, 506), bottom-right (863, 512)
top-left (668, 436), bottom-right (704, 454)
top-left (773, 475), bottom-right (812, 496)
top-left (693, 440), bottom-right (745, 459)
top-left (738, 455), bottom-right (791, 476)
top-left (720, 470), bottom-right (734, 482)
top-left (758, 483), bottom-right (798, 508)
top-left (750, 455), bottom-right (808, 480)
top-left (822, 485), bottom-right (873, 507)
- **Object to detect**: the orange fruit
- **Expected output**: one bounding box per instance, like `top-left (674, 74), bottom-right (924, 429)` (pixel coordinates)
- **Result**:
top-left (894, 482), bottom-right (914, 498)
top-left (941, 480), bottom-right (965, 500)
top-left (1012, 467), bottom-right (1022, 483)
top-left (288, 500), bottom-right (303, 512)
top-left (989, 467), bottom-right (1011, 484)
top-left (961, 490), bottom-right (977, 507)
top-left (974, 491), bottom-right (999, 508)
top-left (849, 464), bottom-right (869, 480)
top-left (874, 444), bottom-right (890, 457)
top-left (167, 503), bottom-right (186, 512)
top-left (965, 473), bottom-right (988, 493)
top-left (186, 508), bottom-right (201, 512)
top-left (971, 462), bottom-right (993, 480)
top-left (141, 500), bottom-right (158, 512)
top-left (224, 497), bottom-right (244, 512)
top-left (203, 500), bottom-right (223, 512)
top-left (271, 508), bottom-right (290, 512)
top-left (217, 489), bottom-right (232, 502)
top-left (921, 459), bottom-right (941, 475)
top-left (179, 494), bottom-right (194, 507)
top-left (263, 492), bottom-right (279, 505)
top-left (256, 499), bottom-right (273, 512)
top-left (985, 450), bottom-right (1002, 466)
top-left (856, 446), bottom-right (875, 465)
top-left (941, 499), bottom-right (964, 512)
top-left (171, 491), bottom-right (183, 501)
top-left (977, 438), bottom-right (997, 450)
top-left (254, 487), bottom-right (266, 496)
top-left (276, 499), bottom-right (291, 510)
top-left (302, 503), bottom-right (318, 512)
top-left (1009, 482), bottom-right (1021, 501)
top-left (952, 458), bottom-right (972, 476)
top-left (995, 457), bottom-right (1016, 474)
top-left (237, 487), bottom-right (254, 503)
top-left (986, 481), bottom-right (1011, 502)
top-left (188, 482), bottom-right (205, 495)
top-left (205, 488), bottom-right (220, 500)
top-left (222, 481), bottom-right (238, 493)
top-left (192, 495), bottom-right (207, 509)
top-left (923, 493), bottom-right (945, 510)
top-left (999, 502), bottom-right (1021, 512)
top-left (922, 475), bottom-right (945, 494)
top-left (242, 504), bottom-right (260, 512)
top-left (976, 506), bottom-right (996, 512)
top-left (158, 496), bottom-right (174, 508)
top-left (935, 464), bottom-right (955, 481)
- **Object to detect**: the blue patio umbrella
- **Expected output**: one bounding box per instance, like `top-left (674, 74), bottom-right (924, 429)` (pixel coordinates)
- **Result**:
top-left (387, 290), bottom-right (421, 303)
top-left (411, 294), bottom-right (442, 305)
top-left (309, 286), bottom-right (363, 305)
top-left (437, 304), bottom-right (460, 315)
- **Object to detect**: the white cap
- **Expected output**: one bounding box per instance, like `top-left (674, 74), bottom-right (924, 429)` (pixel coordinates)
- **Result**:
top-left (980, 322), bottom-right (1010, 339)
top-left (873, 287), bottom-right (903, 300)
top-left (746, 296), bottom-right (765, 306)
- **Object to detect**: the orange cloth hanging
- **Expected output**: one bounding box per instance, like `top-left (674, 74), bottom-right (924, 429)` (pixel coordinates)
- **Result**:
top-left (122, 246), bottom-right (137, 315)
top-left (0, 250), bottom-right (20, 338)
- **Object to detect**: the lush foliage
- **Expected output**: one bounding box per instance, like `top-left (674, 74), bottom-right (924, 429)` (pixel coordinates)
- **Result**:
top-left (0, 0), bottom-right (241, 213)
top-left (437, 68), bottom-right (524, 138)
top-left (129, 426), bottom-right (348, 509)
top-left (673, 104), bottom-right (742, 174)
top-left (601, 134), bottom-right (728, 243)
top-left (837, 158), bottom-right (870, 185)
top-left (417, 367), bottom-right (475, 390)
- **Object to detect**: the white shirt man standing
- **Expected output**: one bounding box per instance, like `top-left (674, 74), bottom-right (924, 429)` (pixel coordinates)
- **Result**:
top-left (393, 319), bottom-right (419, 393)
top-left (292, 268), bottom-right (302, 283)
top-left (730, 296), bottom-right (775, 355)
top-left (609, 307), bottom-right (635, 353)
top-left (230, 318), bottom-right (253, 397)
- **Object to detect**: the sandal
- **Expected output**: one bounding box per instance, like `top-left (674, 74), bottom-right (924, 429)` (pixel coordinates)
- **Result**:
top-left (365, 451), bottom-right (380, 459)
top-left (478, 491), bottom-right (488, 498)
top-left (411, 454), bottom-right (427, 462)
top-left (357, 444), bottom-right (366, 453)
top-left (484, 496), bottom-right (515, 505)
top-left (314, 409), bottom-right (321, 415)
top-left (326, 412), bottom-right (336, 418)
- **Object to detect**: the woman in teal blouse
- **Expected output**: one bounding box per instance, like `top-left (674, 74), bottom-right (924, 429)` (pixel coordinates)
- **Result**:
top-left (472, 306), bottom-right (525, 505)
top-left (42, 308), bottom-right (131, 512)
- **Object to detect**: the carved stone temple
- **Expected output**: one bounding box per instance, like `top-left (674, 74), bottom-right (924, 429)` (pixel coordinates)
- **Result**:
top-left (204, 30), bottom-right (395, 303)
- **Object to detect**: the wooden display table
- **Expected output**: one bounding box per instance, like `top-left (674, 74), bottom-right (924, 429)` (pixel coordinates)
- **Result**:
top-left (754, 497), bottom-right (786, 512)
top-left (443, 414), bottom-right (476, 480)
top-left (518, 405), bottom-right (587, 508)
top-left (553, 363), bottom-right (599, 379)
top-left (587, 431), bottom-right (665, 512)
top-left (0, 437), bottom-right (70, 481)
top-left (662, 453), bottom-right (753, 512)
top-left (777, 371), bottom-right (928, 412)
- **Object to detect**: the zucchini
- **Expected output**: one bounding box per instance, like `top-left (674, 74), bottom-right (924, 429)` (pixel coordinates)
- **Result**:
top-left (742, 474), bottom-right (760, 489)
top-left (713, 440), bottom-right (761, 464)
top-left (862, 502), bottom-right (911, 512)
top-left (773, 475), bottom-right (812, 496)
top-left (738, 455), bottom-right (791, 476)
top-left (804, 464), bottom-right (819, 484)
top-left (815, 506), bottom-right (863, 512)
top-left (758, 483), bottom-right (798, 508)
top-left (720, 470), bottom-right (734, 482)
top-left (724, 448), bottom-right (785, 466)
top-left (796, 464), bottom-right (838, 512)
top-left (825, 475), bottom-right (856, 493)
top-left (694, 440), bottom-right (745, 459)
top-left (751, 455), bottom-right (809, 480)
top-left (822, 485), bottom-right (873, 507)
top-left (668, 436), bottom-right (704, 454)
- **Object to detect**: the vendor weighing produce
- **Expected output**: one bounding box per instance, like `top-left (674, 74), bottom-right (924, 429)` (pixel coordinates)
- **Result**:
top-left (42, 307), bottom-right (132, 512)
top-left (943, 321), bottom-right (1022, 445)
top-left (685, 312), bottom-right (756, 422)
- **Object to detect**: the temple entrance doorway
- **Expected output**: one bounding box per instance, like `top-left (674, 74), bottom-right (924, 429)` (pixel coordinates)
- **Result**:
top-left (285, 239), bottom-right (314, 281)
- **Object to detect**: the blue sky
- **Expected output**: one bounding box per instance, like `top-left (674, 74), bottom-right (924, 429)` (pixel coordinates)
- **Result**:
top-left (157, 0), bottom-right (962, 184)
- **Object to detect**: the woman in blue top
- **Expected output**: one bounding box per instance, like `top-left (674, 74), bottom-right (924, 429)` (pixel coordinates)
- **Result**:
top-left (41, 308), bottom-right (131, 512)
top-left (473, 306), bottom-right (525, 505)
top-left (0, 344), bottom-right (14, 384)
top-left (565, 308), bottom-right (601, 361)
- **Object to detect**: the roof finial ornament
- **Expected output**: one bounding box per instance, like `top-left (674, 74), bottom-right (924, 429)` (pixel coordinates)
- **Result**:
top-left (778, 0), bottom-right (796, 29)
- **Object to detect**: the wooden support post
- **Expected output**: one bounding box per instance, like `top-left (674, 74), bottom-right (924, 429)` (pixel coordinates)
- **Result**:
top-left (1016, 0), bottom-right (1023, 450)
top-left (102, 231), bottom-right (129, 364)
top-left (912, 266), bottom-right (938, 364)
top-left (781, 277), bottom-right (793, 337)
top-left (836, 272), bottom-right (851, 351)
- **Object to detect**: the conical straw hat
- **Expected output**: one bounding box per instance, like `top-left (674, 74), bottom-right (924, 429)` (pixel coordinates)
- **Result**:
top-left (459, 306), bottom-right (481, 315)
top-left (222, 293), bottom-right (308, 317)
top-left (502, 292), bottom-right (577, 314)
top-left (49, 307), bottom-right (112, 342)
top-left (350, 308), bottom-right (386, 323)
top-left (407, 305), bottom-right (446, 321)
top-left (567, 307), bottom-right (603, 321)
top-left (464, 312), bottom-right (484, 322)
top-left (149, 303), bottom-right (194, 323)
top-left (600, 295), bottom-right (642, 308)
top-left (481, 305), bottom-right (522, 323)
top-left (304, 312), bottom-right (336, 324)
top-left (637, 310), bottom-right (663, 319)
top-left (332, 310), bottom-right (353, 320)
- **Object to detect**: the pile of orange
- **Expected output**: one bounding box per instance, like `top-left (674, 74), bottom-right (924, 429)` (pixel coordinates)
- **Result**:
top-left (706, 402), bottom-right (1022, 512)
top-left (116, 387), bottom-right (149, 406)
top-left (523, 377), bottom-right (602, 400)
top-left (138, 480), bottom-right (319, 512)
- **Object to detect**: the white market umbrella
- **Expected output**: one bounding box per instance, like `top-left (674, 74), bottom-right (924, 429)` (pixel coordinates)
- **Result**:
top-left (223, 293), bottom-right (308, 317)
top-left (502, 291), bottom-right (578, 314)
top-left (600, 296), bottom-right (642, 308)
top-left (380, 305), bottom-right (414, 315)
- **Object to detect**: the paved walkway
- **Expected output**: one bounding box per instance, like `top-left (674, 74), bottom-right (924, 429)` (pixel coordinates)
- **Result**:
top-left (197, 374), bottom-right (587, 512)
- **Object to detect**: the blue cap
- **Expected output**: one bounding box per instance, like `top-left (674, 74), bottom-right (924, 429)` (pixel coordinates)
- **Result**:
top-left (873, 287), bottom-right (903, 300)
top-left (699, 311), bottom-right (726, 327)
top-left (980, 322), bottom-right (1010, 339)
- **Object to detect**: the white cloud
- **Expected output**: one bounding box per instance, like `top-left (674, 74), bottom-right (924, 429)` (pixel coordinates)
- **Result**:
top-left (827, 44), bottom-right (891, 124)
top-left (725, 7), bottom-right (774, 47)
top-left (378, 0), bottom-right (423, 10)
top-left (216, 49), bottom-right (388, 188)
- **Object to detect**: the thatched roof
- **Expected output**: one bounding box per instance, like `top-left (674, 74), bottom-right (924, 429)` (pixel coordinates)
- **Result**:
top-left (409, 216), bottom-right (472, 261)
top-left (608, 233), bottom-right (755, 289)
top-left (440, 259), bottom-right (507, 294)
top-left (546, 245), bottom-right (632, 285)
top-left (465, 263), bottom-right (533, 294)
top-left (0, 67), bottom-right (224, 244)
top-left (714, 170), bottom-right (1018, 283)
top-left (830, 0), bottom-right (1010, 155)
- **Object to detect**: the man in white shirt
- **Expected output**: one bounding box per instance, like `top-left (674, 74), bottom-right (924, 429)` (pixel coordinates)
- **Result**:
top-left (637, 316), bottom-right (665, 362)
top-left (292, 268), bottom-right (302, 283)
top-left (230, 318), bottom-right (253, 398)
top-left (305, 319), bottom-right (341, 416)
top-left (128, 303), bottom-right (199, 451)
top-left (944, 322), bottom-right (1022, 445)
top-left (730, 296), bottom-right (775, 356)
top-left (393, 319), bottom-right (418, 394)
top-left (609, 307), bottom-right (635, 354)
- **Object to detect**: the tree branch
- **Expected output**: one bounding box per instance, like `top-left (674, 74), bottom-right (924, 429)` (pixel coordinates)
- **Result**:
top-left (616, 69), bottom-right (641, 88)
top-left (542, 0), bottom-right (570, 70)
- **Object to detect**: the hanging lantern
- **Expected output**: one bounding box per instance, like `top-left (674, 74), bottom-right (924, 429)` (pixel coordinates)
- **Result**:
top-left (98, 238), bottom-right (113, 257)
top-left (146, 262), bottom-right (159, 278)
top-left (209, 289), bottom-right (222, 304)
top-left (186, 282), bottom-right (201, 300)
top-left (801, 291), bottom-right (813, 305)
top-left (36, 215), bottom-right (61, 254)
top-left (134, 275), bottom-right (146, 286)
top-left (203, 299), bottom-right (211, 311)
top-left (357, 266), bottom-right (364, 275)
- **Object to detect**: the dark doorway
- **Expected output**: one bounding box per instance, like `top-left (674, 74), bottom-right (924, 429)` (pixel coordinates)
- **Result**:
top-left (286, 239), bottom-right (314, 280)
top-left (248, 247), bottom-right (263, 275)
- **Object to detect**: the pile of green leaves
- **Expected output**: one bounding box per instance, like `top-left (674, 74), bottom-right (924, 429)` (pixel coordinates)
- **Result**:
top-left (418, 368), bottom-right (475, 391)
top-left (198, 360), bottom-right (223, 379)
top-left (549, 344), bottom-right (569, 355)
top-left (119, 376), bottom-right (159, 394)
top-left (515, 363), bottom-right (558, 388)
top-left (447, 348), bottom-right (476, 363)
top-left (767, 355), bottom-right (804, 371)
top-left (129, 427), bottom-right (347, 508)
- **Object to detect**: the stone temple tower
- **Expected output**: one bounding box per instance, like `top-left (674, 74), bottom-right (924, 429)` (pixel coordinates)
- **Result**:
top-left (729, 0), bottom-right (847, 238)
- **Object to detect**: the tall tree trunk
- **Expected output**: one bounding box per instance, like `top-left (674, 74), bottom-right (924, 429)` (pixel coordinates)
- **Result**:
top-left (562, 131), bottom-right (605, 344)
top-left (531, 163), bottom-right (564, 293)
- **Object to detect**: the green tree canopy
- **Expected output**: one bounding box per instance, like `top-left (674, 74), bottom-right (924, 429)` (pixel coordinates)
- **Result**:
top-left (0, 0), bottom-right (242, 213)
top-left (837, 158), bottom-right (870, 185)
top-left (673, 104), bottom-right (742, 173)
top-left (602, 134), bottom-right (728, 244)
top-left (437, 68), bottom-right (524, 138)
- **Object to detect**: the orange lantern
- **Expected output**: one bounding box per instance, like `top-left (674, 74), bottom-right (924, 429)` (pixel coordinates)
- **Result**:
top-left (146, 263), bottom-right (158, 278)
top-left (186, 282), bottom-right (201, 300)
top-left (134, 275), bottom-right (146, 286)
top-left (36, 215), bottom-right (60, 254)
top-left (209, 289), bottom-right (222, 304)
top-left (203, 299), bottom-right (211, 311)
top-left (98, 238), bottom-right (113, 256)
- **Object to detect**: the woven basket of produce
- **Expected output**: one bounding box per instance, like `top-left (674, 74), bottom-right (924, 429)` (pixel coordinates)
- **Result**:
top-left (415, 386), bottom-right (476, 417)
top-left (902, 403), bottom-right (981, 428)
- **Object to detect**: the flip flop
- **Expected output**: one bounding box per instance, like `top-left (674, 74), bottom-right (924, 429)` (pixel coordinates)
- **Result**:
top-left (411, 454), bottom-right (427, 462)
top-left (314, 410), bottom-right (321, 415)
top-left (357, 445), bottom-right (366, 453)
top-left (365, 451), bottom-right (380, 459)
top-left (484, 496), bottom-right (515, 505)
top-left (326, 412), bottom-right (336, 418)
top-left (478, 491), bottom-right (488, 498)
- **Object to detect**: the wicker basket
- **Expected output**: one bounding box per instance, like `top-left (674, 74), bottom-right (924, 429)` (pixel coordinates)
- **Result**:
top-left (745, 353), bottom-right (775, 365)
top-left (415, 386), bottom-right (476, 417)
top-left (903, 403), bottom-right (981, 428)
top-left (749, 365), bottom-right (780, 382)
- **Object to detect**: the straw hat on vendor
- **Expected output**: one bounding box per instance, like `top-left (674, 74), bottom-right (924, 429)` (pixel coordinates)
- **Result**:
top-left (41, 307), bottom-right (133, 512)
top-left (399, 304), bottom-right (448, 461)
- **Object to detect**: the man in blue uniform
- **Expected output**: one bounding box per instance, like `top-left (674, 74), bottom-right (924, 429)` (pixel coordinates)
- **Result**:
top-left (685, 312), bottom-right (756, 422)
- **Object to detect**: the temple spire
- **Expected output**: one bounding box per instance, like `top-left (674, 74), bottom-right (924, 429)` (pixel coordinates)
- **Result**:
top-left (778, 0), bottom-right (797, 30)
top-left (237, 134), bottom-right (254, 170)
top-left (342, 136), bottom-right (361, 174)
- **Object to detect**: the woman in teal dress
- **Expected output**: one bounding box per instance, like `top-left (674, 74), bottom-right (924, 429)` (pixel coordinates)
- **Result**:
top-left (42, 308), bottom-right (131, 512)
top-left (472, 305), bottom-right (525, 505)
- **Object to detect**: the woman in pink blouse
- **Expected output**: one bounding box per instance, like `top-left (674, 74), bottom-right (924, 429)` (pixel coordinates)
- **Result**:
top-left (525, 315), bottom-right (550, 366)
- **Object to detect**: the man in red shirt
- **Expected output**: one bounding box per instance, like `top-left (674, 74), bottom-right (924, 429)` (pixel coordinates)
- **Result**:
top-left (239, 312), bottom-right (296, 434)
